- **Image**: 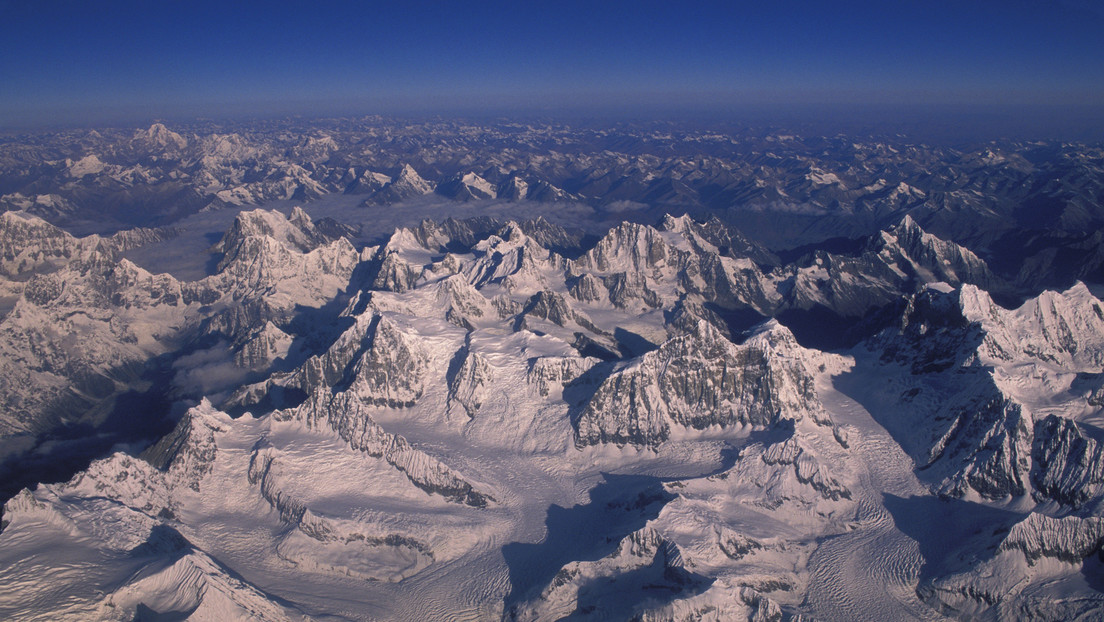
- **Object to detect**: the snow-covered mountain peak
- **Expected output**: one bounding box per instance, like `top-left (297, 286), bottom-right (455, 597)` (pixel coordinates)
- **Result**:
top-left (6, 119), bottom-right (1104, 620)
top-left (661, 212), bottom-right (696, 234)
top-left (387, 226), bottom-right (432, 253)
top-left (476, 220), bottom-right (537, 253)
top-left (499, 175), bottom-right (529, 200)
top-left (873, 215), bottom-right (996, 288)
top-left (0, 210), bottom-right (102, 276)
top-left (468, 220), bottom-right (552, 262)
top-left (895, 212), bottom-right (922, 233)
top-left (134, 122), bottom-right (187, 151)
top-left (214, 207), bottom-right (333, 256)
top-left (956, 282), bottom-right (1000, 321)
top-left (394, 163), bottom-right (434, 193)
top-left (0, 209), bottom-right (49, 227)
top-left (576, 317), bottom-right (833, 448)
top-left (141, 399), bottom-right (230, 490)
top-left (361, 164), bottom-right (436, 205)
top-left (576, 221), bottom-right (671, 275)
top-left (741, 317), bottom-right (799, 350)
top-left (437, 172), bottom-right (497, 201)
top-left (961, 281), bottom-right (1104, 370)
top-left (67, 154), bottom-right (107, 178)
top-left (461, 223), bottom-right (563, 294)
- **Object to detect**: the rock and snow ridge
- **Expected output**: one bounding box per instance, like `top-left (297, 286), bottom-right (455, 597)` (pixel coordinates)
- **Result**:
top-left (848, 281), bottom-right (1104, 615)
top-left (6, 117), bottom-right (1104, 294)
top-left (2, 209), bottom-right (1104, 620)
top-left (575, 320), bottom-right (837, 448)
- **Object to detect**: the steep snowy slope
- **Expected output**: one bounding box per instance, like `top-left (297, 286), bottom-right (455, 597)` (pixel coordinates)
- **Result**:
top-left (849, 282), bottom-right (1104, 616)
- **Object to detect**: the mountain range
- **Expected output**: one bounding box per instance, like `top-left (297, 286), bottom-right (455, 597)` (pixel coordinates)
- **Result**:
top-left (0, 118), bottom-right (1103, 620)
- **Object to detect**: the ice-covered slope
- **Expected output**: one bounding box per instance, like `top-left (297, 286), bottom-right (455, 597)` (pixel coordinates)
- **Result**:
top-left (0, 395), bottom-right (495, 619)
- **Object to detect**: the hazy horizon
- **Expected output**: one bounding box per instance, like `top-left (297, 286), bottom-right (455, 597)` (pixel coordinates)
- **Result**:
top-left (3, 1), bottom-right (1103, 140)
top-left (4, 101), bottom-right (1103, 147)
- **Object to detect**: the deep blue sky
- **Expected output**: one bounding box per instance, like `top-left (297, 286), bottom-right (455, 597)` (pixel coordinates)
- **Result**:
top-left (2, 0), bottom-right (1103, 129)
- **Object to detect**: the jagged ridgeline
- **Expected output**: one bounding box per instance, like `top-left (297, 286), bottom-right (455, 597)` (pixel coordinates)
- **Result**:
top-left (2, 195), bottom-right (1104, 621)
top-left (3, 119), bottom-right (1104, 289)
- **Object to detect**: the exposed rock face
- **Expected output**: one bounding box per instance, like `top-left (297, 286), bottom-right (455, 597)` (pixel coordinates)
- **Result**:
top-left (141, 402), bottom-right (228, 493)
top-left (526, 355), bottom-right (597, 397)
top-left (771, 215), bottom-right (1006, 322)
top-left (344, 317), bottom-right (428, 407)
top-left (448, 348), bottom-right (491, 419)
top-left (880, 215), bottom-right (996, 289)
top-left (513, 527), bottom-right (705, 622)
top-left (248, 446), bottom-right (308, 523)
top-left (213, 207), bottom-right (334, 258)
top-left (1000, 513), bottom-right (1104, 563)
top-left (461, 223), bottom-right (565, 294)
top-left (1031, 415), bottom-right (1104, 508)
top-left (9, 195), bottom-right (1104, 621)
top-left (575, 320), bottom-right (828, 447)
top-left (564, 212), bottom-right (1004, 326)
top-left (869, 283), bottom-right (1104, 503)
top-left (279, 313), bottom-right (428, 407)
top-left (209, 209), bottom-right (357, 306)
top-left (930, 395), bottom-right (1034, 500)
top-left (0, 241), bottom-right (194, 437)
top-left (961, 282), bottom-right (1104, 369)
top-left (0, 211), bottom-right (90, 276)
top-left (759, 435), bottom-right (852, 502)
top-left (233, 321), bottom-right (294, 370)
top-left (575, 222), bottom-right (673, 275)
top-left (285, 390), bottom-right (490, 507)
top-left (436, 172), bottom-right (497, 201)
top-left (434, 275), bottom-right (499, 329)
top-left (132, 121), bottom-right (188, 151)
top-left (343, 168), bottom-right (391, 194)
top-left (372, 246), bottom-right (423, 293)
top-left (568, 273), bottom-right (605, 303)
top-left (663, 213), bottom-right (780, 269)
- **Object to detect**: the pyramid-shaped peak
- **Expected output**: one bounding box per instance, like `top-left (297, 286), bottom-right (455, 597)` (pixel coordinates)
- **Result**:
top-left (389, 164), bottom-right (435, 195)
top-left (896, 213), bottom-right (920, 231)
top-left (289, 205), bottom-right (312, 225)
top-left (398, 164), bottom-right (424, 180)
top-left (500, 221), bottom-right (528, 242)
top-left (138, 122), bottom-right (187, 149)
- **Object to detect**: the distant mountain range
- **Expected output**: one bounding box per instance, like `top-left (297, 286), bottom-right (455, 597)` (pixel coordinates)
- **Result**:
top-left (2, 118), bottom-right (1102, 292)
